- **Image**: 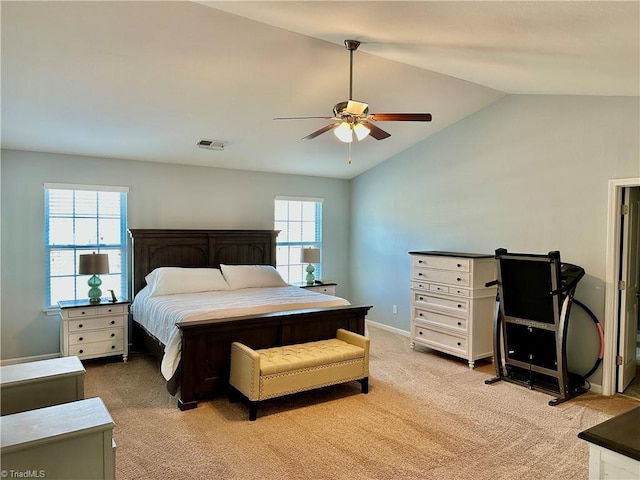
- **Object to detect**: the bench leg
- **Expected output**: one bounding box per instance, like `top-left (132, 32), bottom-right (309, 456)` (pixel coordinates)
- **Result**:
top-left (359, 377), bottom-right (369, 394)
top-left (249, 401), bottom-right (259, 421)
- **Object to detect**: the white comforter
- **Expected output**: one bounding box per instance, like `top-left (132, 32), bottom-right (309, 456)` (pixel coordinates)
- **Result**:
top-left (131, 286), bottom-right (350, 380)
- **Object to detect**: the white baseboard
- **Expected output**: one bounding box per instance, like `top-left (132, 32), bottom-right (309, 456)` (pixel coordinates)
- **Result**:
top-left (365, 319), bottom-right (410, 337)
top-left (363, 319), bottom-right (606, 395)
top-left (1, 352), bottom-right (61, 366)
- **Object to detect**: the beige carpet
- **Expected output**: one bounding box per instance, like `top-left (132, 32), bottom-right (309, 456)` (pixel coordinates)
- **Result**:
top-left (84, 325), bottom-right (639, 480)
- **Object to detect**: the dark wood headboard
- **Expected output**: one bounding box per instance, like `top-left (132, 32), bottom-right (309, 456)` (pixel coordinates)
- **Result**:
top-left (129, 229), bottom-right (279, 296)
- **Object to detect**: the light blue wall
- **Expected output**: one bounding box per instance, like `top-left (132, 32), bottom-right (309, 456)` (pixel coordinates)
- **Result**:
top-left (0, 150), bottom-right (351, 360)
top-left (350, 94), bottom-right (640, 383)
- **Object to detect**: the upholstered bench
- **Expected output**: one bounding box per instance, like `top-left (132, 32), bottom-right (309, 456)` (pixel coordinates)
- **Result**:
top-left (229, 329), bottom-right (370, 420)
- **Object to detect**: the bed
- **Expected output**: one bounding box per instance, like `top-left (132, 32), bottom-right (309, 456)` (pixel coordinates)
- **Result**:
top-left (129, 229), bottom-right (372, 410)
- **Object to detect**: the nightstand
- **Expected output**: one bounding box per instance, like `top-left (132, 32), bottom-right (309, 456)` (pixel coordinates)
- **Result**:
top-left (294, 282), bottom-right (337, 296)
top-left (58, 298), bottom-right (129, 362)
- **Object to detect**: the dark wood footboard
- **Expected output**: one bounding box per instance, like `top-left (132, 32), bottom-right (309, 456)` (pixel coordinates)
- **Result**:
top-left (177, 305), bottom-right (371, 410)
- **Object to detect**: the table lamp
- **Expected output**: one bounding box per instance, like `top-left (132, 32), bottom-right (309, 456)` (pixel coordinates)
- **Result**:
top-left (79, 253), bottom-right (110, 303)
top-left (301, 248), bottom-right (320, 284)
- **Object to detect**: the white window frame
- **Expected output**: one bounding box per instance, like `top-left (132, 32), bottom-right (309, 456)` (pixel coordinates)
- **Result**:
top-left (44, 183), bottom-right (129, 307)
top-left (274, 196), bottom-right (323, 283)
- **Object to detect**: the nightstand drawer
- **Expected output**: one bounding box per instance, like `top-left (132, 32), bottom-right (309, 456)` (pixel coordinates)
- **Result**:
top-left (96, 304), bottom-right (126, 315)
top-left (65, 307), bottom-right (98, 319)
top-left (68, 338), bottom-right (124, 358)
top-left (68, 316), bottom-right (124, 332)
top-left (69, 328), bottom-right (123, 345)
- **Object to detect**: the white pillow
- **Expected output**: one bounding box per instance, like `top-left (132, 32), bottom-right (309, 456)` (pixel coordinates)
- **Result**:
top-left (220, 264), bottom-right (288, 289)
top-left (145, 267), bottom-right (230, 297)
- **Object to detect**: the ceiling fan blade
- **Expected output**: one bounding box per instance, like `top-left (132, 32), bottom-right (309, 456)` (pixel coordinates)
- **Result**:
top-left (346, 100), bottom-right (368, 115)
top-left (361, 121), bottom-right (391, 140)
top-left (274, 116), bottom-right (334, 120)
top-left (368, 113), bottom-right (432, 122)
top-left (302, 123), bottom-right (338, 140)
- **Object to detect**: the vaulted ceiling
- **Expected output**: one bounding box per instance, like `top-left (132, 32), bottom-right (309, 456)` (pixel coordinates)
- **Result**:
top-left (2, 1), bottom-right (638, 179)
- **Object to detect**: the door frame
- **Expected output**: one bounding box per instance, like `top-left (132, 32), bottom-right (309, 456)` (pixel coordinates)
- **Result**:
top-left (603, 177), bottom-right (640, 395)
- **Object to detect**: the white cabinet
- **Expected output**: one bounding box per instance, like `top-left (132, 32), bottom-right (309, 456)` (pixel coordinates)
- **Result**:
top-left (0, 356), bottom-right (85, 416)
top-left (59, 300), bottom-right (129, 362)
top-left (409, 251), bottom-right (497, 368)
top-left (0, 397), bottom-right (116, 480)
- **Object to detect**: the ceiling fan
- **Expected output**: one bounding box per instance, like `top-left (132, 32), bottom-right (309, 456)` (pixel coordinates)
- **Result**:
top-left (274, 39), bottom-right (432, 147)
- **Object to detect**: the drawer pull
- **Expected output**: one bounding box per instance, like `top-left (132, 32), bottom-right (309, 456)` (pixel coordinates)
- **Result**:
top-left (418, 260), bottom-right (424, 264)
top-left (110, 333), bottom-right (115, 337)
top-left (78, 324), bottom-right (83, 328)
top-left (79, 349), bottom-right (84, 354)
top-left (111, 345), bottom-right (116, 349)
top-left (457, 322), bottom-right (462, 326)
top-left (457, 304), bottom-right (462, 308)
top-left (110, 320), bottom-right (115, 325)
top-left (79, 337), bottom-right (83, 341)
top-left (418, 272), bottom-right (424, 277)
top-left (419, 297), bottom-right (424, 301)
top-left (81, 311), bottom-right (86, 315)
top-left (457, 263), bottom-right (462, 267)
top-left (108, 309), bottom-right (112, 313)
top-left (456, 277), bottom-right (461, 282)
top-left (457, 342), bottom-right (461, 346)
top-left (418, 331), bottom-right (423, 335)
top-left (419, 313), bottom-right (423, 317)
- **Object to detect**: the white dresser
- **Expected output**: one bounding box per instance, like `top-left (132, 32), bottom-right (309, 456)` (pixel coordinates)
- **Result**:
top-left (59, 299), bottom-right (129, 362)
top-left (409, 251), bottom-right (497, 368)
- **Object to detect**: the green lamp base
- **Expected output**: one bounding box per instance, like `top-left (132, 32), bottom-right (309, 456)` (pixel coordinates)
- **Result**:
top-left (305, 264), bottom-right (316, 285)
top-left (87, 274), bottom-right (103, 303)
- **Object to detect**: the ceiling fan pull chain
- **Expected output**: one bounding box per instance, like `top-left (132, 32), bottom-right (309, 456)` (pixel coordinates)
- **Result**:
top-left (348, 142), bottom-right (352, 164)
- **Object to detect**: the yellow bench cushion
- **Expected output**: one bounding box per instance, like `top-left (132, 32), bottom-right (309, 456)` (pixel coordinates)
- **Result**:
top-left (256, 339), bottom-right (365, 375)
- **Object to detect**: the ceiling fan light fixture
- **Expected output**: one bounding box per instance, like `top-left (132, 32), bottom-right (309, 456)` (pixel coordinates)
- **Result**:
top-left (353, 123), bottom-right (370, 141)
top-left (334, 122), bottom-right (353, 143)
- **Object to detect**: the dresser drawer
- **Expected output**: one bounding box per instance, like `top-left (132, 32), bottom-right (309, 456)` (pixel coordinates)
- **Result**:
top-left (413, 267), bottom-right (470, 287)
top-left (412, 281), bottom-right (470, 297)
top-left (412, 256), bottom-right (470, 272)
top-left (413, 292), bottom-right (469, 316)
top-left (67, 338), bottom-right (124, 358)
top-left (414, 326), bottom-right (468, 355)
top-left (68, 316), bottom-right (124, 332)
top-left (69, 328), bottom-right (123, 345)
top-left (415, 308), bottom-right (468, 333)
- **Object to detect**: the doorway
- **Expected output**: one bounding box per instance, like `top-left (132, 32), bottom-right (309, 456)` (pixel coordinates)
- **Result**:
top-left (603, 178), bottom-right (640, 397)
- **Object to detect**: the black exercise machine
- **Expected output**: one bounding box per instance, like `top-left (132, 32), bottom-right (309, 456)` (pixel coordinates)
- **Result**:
top-left (484, 248), bottom-right (591, 405)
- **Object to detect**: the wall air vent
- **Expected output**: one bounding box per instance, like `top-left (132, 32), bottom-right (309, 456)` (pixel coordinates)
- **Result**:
top-left (197, 139), bottom-right (225, 151)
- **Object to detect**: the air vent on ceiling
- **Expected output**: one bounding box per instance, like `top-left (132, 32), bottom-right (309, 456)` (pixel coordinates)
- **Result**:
top-left (197, 139), bottom-right (225, 151)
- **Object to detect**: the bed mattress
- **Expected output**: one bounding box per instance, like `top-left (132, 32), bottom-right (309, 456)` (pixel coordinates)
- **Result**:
top-left (131, 286), bottom-right (350, 380)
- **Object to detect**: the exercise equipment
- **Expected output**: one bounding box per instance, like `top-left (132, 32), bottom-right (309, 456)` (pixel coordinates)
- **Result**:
top-left (484, 248), bottom-right (592, 405)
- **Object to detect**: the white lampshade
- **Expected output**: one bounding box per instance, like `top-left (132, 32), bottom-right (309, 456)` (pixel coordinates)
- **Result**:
top-left (353, 123), bottom-right (370, 141)
top-left (79, 253), bottom-right (110, 275)
top-left (300, 247), bottom-right (320, 264)
top-left (333, 122), bottom-right (353, 143)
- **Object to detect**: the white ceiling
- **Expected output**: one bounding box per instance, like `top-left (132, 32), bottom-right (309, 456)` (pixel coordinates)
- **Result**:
top-left (2, 1), bottom-right (638, 179)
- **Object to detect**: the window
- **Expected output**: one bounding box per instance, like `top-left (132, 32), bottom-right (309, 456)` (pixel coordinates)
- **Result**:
top-left (44, 183), bottom-right (128, 307)
top-left (274, 196), bottom-right (323, 283)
